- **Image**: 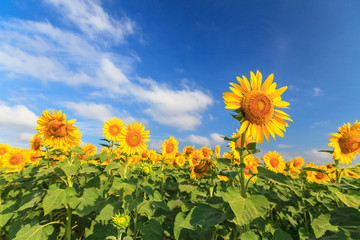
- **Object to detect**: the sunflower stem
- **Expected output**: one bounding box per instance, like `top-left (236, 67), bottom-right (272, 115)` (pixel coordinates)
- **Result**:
top-left (239, 130), bottom-right (247, 198)
top-left (65, 205), bottom-right (72, 240)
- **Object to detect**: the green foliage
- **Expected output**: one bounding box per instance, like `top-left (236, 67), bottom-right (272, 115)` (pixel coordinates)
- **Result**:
top-left (0, 145), bottom-right (359, 240)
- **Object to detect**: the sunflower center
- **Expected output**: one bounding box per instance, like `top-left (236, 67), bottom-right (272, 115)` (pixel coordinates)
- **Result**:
top-left (242, 90), bottom-right (274, 125)
top-left (0, 147), bottom-right (7, 155)
top-left (293, 160), bottom-right (301, 168)
top-left (126, 131), bottom-right (142, 147)
top-left (109, 125), bottom-right (121, 136)
top-left (315, 172), bottom-right (325, 180)
top-left (118, 217), bottom-right (126, 224)
top-left (9, 154), bottom-right (22, 165)
top-left (47, 120), bottom-right (67, 137)
top-left (166, 144), bottom-right (174, 154)
top-left (338, 130), bottom-right (360, 154)
top-left (270, 157), bottom-right (279, 167)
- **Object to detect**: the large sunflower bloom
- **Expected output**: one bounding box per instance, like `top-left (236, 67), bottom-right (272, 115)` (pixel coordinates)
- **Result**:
top-left (200, 146), bottom-right (213, 159)
top-left (263, 151), bottom-right (286, 173)
top-left (103, 118), bottom-right (126, 142)
top-left (162, 137), bottom-right (178, 159)
top-left (328, 121), bottom-right (360, 165)
top-left (35, 109), bottom-right (82, 150)
top-left (118, 122), bottom-right (150, 156)
top-left (189, 150), bottom-right (204, 166)
top-left (223, 71), bottom-right (292, 144)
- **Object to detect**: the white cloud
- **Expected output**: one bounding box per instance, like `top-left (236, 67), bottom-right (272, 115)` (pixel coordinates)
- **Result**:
top-left (184, 132), bottom-right (225, 147)
top-left (45, 0), bottom-right (135, 42)
top-left (0, 104), bottom-right (38, 148)
top-left (0, 104), bottom-right (37, 127)
top-left (303, 149), bottom-right (332, 165)
top-left (310, 120), bottom-right (329, 128)
top-left (64, 101), bottom-right (136, 123)
top-left (312, 87), bottom-right (323, 96)
top-left (277, 144), bottom-right (295, 149)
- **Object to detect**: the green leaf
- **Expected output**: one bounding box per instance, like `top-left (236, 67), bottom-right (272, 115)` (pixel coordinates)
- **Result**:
top-left (141, 219), bottom-right (162, 240)
top-left (17, 191), bottom-right (42, 211)
top-left (0, 200), bottom-right (18, 227)
top-left (329, 187), bottom-right (360, 208)
top-left (59, 160), bottom-right (80, 178)
top-left (311, 214), bottom-right (338, 238)
top-left (13, 221), bottom-right (54, 240)
top-left (189, 203), bottom-right (227, 228)
top-left (74, 187), bottom-right (104, 216)
top-left (216, 158), bottom-right (232, 170)
top-left (217, 186), bottom-right (269, 226)
top-left (104, 160), bottom-right (121, 171)
top-left (96, 203), bottom-right (115, 221)
top-left (330, 207), bottom-right (360, 226)
top-left (42, 185), bottom-right (66, 215)
top-left (257, 166), bottom-right (290, 185)
top-left (240, 231), bottom-right (260, 240)
top-left (273, 228), bottom-right (293, 240)
top-left (179, 184), bottom-right (197, 193)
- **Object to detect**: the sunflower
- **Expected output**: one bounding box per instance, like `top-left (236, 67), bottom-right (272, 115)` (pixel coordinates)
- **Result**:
top-left (229, 129), bottom-right (255, 160)
top-left (190, 159), bottom-right (213, 180)
top-left (344, 169), bottom-right (360, 179)
top-left (118, 122), bottom-right (150, 156)
top-left (311, 166), bottom-right (330, 183)
top-left (189, 150), bottom-right (204, 166)
top-left (328, 121), bottom-right (360, 165)
top-left (29, 134), bottom-right (43, 152)
top-left (103, 118), bottom-right (125, 142)
top-left (3, 148), bottom-right (29, 172)
top-left (182, 146), bottom-right (195, 159)
top-left (174, 155), bottom-right (186, 167)
top-left (214, 145), bottom-right (221, 158)
top-left (148, 150), bottom-right (161, 164)
top-left (291, 157), bottom-right (304, 169)
top-left (29, 150), bottom-right (44, 165)
top-left (201, 146), bottom-right (213, 159)
top-left (223, 71), bottom-right (292, 144)
top-left (0, 143), bottom-right (11, 167)
top-left (35, 109), bottom-right (82, 150)
top-left (162, 137), bottom-right (178, 159)
top-left (112, 213), bottom-right (130, 230)
top-left (263, 151), bottom-right (286, 173)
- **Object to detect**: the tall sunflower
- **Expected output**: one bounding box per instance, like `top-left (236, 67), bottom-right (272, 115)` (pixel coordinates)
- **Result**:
top-left (328, 121), bottom-right (360, 165)
top-left (223, 71), bottom-right (292, 143)
top-left (103, 118), bottom-right (125, 142)
top-left (263, 151), bottom-right (286, 173)
top-left (118, 122), bottom-right (150, 156)
top-left (162, 137), bottom-right (178, 159)
top-left (0, 143), bottom-right (11, 165)
top-left (35, 109), bottom-right (82, 150)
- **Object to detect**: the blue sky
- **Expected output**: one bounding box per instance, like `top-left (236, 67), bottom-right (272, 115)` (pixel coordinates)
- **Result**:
top-left (0, 0), bottom-right (359, 165)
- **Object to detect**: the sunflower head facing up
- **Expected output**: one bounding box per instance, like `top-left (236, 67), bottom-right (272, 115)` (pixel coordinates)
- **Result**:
top-left (263, 151), bottom-right (286, 173)
top-left (35, 109), bottom-right (82, 150)
top-left (162, 137), bottom-right (179, 159)
top-left (190, 159), bottom-right (213, 180)
top-left (118, 122), bottom-right (150, 156)
top-left (223, 70), bottom-right (292, 144)
top-left (103, 118), bottom-right (126, 143)
top-left (328, 121), bottom-right (360, 165)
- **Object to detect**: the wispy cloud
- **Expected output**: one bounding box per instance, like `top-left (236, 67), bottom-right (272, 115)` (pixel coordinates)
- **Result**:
top-left (303, 149), bottom-right (332, 165)
top-left (45, 0), bottom-right (135, 43)
top-left (277, 144), bottom-right (294, 149)
top-left (310, 120), bottom-right (329, 128)
top-left (312, 87), bottom-right (323, 96)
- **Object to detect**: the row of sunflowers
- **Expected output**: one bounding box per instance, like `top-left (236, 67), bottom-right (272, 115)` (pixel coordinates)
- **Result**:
top-left (0, 71), bottom-right (359, 239)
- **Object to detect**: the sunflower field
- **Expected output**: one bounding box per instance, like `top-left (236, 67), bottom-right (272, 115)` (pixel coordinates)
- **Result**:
top-left (0, 71), bottom-right (359, 240)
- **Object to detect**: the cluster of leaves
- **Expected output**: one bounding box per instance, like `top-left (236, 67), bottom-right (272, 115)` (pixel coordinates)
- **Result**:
top-left (0, 146), bottom-right (359, 240)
